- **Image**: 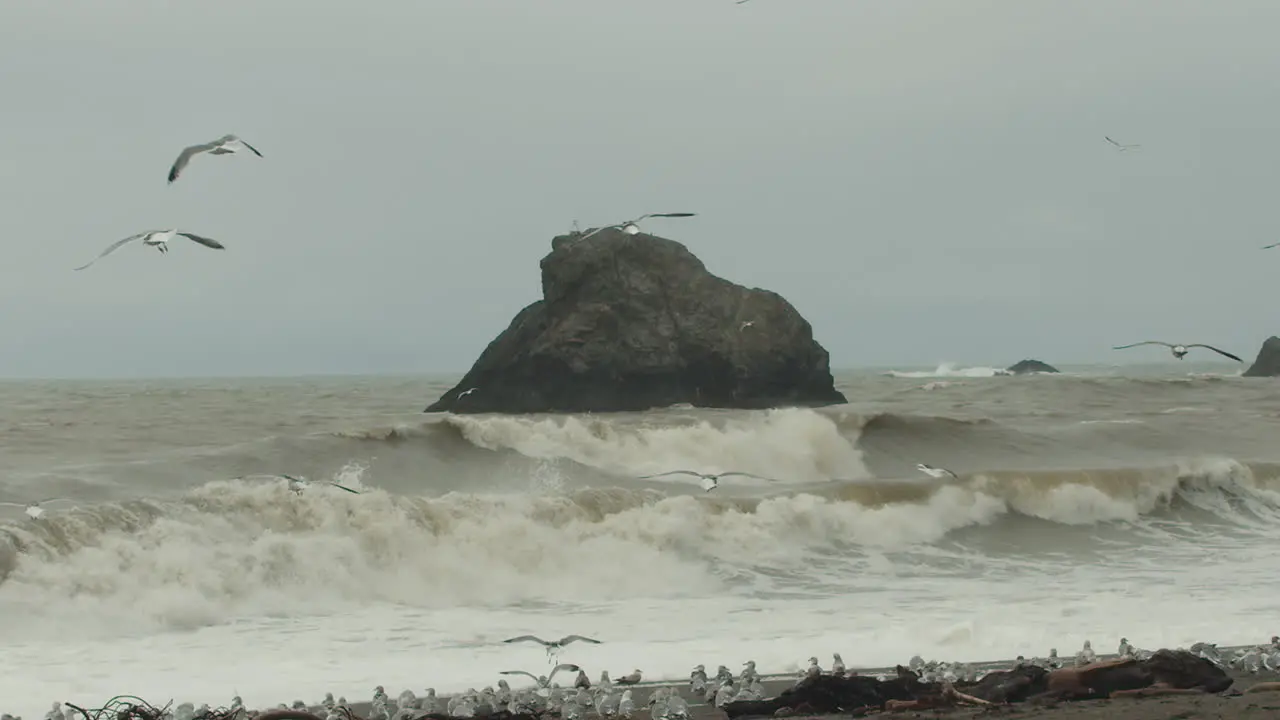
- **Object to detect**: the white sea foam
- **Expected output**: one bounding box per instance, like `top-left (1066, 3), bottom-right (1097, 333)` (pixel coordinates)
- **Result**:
top-left (1, 455), bottom-right (1279, 716)
top-left (446, 407), bottom-right (869, 483)
top-left (886, 363), bottom-right (1008, 379)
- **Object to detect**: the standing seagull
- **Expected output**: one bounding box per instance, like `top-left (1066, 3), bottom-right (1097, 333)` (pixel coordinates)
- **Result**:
top-left (1112, 341), bottom-right (1243, 363)
top-left (0, 499), bottom-right (75, 520)
top-left (168, 134), bottom-right (263, 183)
top-left (639, 470), bottom-right (779, 492)
top-left (1104, 136), bottom-right (1141, 152)
top-left (578, 213), bottom-right (696, 242)
top-left (916, 463), bottom-right (959, 480)
top-left (503, 634), bottom-right (602, 659)
top-left (74, 229), bottom-right (225, 270)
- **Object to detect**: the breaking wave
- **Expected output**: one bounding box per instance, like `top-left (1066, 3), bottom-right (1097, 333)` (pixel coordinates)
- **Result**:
top-left (1, 454), bottom-right (1278, 641)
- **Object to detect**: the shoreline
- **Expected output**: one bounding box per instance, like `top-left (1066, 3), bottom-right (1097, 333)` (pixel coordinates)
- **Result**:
top-left (55, 646), bottom-right (1278, 720)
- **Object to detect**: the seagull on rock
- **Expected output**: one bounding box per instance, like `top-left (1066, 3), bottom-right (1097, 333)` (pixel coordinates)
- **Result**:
top-left (0, 499), bottom-right (76, 520)
top-left (916, 463), bottom-right (959, 480)
top-left (1112, 341), bottom-right (1243, 363)
top-left (168, 134), bottom-right (263, 183)
top-left (578, 213), bottom-right (696, 242)
top-left (74, 229), bottom-right (225, 270)
top-left (639, 470), bottom-right (778, 492)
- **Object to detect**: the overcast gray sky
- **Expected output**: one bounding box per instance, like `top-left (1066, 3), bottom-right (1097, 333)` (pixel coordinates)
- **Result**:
top-left (1, 0), bottom-right (1277, 378)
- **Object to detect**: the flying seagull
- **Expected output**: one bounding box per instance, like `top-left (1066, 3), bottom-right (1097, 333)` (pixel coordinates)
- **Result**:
top-left (278, 474), bottom-right (361, 495)
top-left (1112, 341), bottom-right (1243, 363)
top-left (500, 664), bottom-right (581, 688)
top-left (234, 474), bottom-right (361, 495)
top-left (578, 213), bottom-right (696, 242)
top-left (74, 229), bottom-right (224, 271)
top-left (1104, 136), bottom-right (1141, 152)
top-left (916, 463), bottom-right (959, 480)
top-left (0, 499), bottom-right (75, 520)
top-left (639, 470), bottom-right (779, 492)
top-left (503, 635), bottom-right (602, 658)
top-left (168, 134), bottom-right (263, 183)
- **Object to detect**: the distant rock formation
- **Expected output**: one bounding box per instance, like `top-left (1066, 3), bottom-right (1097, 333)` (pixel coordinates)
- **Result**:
top-left (1242, 336), bottom-right (1280, 377)
top-left (1005, 359), bottom-right (1060, 375)
top-left (425, 229), bottom-right (847, 414)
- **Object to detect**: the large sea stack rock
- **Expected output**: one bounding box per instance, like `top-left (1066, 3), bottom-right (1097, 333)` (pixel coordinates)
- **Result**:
top-left (1005, 359), bottom-right (1060, 375)
top-left (426, 229), bottom-right (847, 414)
top-left (1242, 336), bottom-right (1280, 377)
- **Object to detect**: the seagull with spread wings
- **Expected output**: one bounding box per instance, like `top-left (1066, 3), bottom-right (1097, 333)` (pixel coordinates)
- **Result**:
top-left (1112, 341), bottom-right (1243, 362)
top-left (916, 463), bottom-right (959, 480)
top-left (639, 470), bottom-right (779, 492)
top-left (168, 134), bottom-right (263, 183)
top-left (1105, 136), bottom-right (1141, 152)
top-left (0, 498), bottom-right (76, 520)
top-left (577, 213), bottom-right (696, 242)
top-left (500, 664), bottom-right (581, 688)
top-left (74, 229), bottom-right (225, 270)
top-left (504, 634), bottom-right (601, 655)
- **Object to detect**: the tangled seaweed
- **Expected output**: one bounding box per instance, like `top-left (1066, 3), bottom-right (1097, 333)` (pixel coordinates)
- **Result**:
top-left (61, 699), bottom-right (362, 720)
top-left (66, 696), bottom-right (173, 720)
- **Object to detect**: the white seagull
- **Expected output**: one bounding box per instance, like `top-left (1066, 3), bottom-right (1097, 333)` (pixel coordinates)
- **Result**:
top-left (1104, 136), bottom-right (1141, 152)
top-left (0, 498), bottom-right (75, 520)
top-left (638, 470), bottom-right (779, 492)
top-left (503, 634), bottom-right (602, 657)
top-left (458, 387), bottom-right (479, 399)
top-left (916, 463), bottom-right (959, 480)
top-left (1112, 341), bottom-right (1243, 363)
top-left (168, 134), bottom-right (263, 183)
top-left (235, 474), bottom-right (360, 495)
top-left (279, 474), bottom-right (360, 495)
top-left (578, 213), bottom-right (696, 241)
top-left (74, 229), bottom-right (225, 271)
top-left (500, 663), bottom-right (581, 688)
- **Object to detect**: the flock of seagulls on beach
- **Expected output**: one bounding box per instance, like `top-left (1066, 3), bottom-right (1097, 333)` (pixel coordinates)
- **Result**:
top-left (12, 634), bottom-right (1279, 720)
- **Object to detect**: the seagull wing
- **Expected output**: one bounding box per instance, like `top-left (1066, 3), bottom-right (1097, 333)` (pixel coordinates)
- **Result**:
top-left (168, 140), bottom-right (221, 183)
top-left (630, 213), bottom-right (697, 223)
top-left (560, 635), bottom-right (601, 645)
top-left (233, 137), bottom-right (264, 158)
top-left (638, 470), bottom-right (701, 480)
top-left (1186, 344), bottom-right (1244, 363)
top-left (576, 225), bottom-right (619, 242)
top-left (326, 482), bottom-right (361, 494)
top-left (176, 232), bottom-right (226, 250)
top-left (500, 671), bottom-right (539, 682)
top-left (504, 635), bottom-right (550, 646)
top-left (1104, 136), bottom-right (1122, 147)
top-left (717, 472), bottom-right (779, 482)
top-left (0, 502), bottom-right (27, 508)
top-left (74, 233), bottom-right (149, 271)
top-left (1112, 341), bottom-right (1174, 351)
top-left (1262, 242), bottom-right (1279, 249)
top-left (550, 663), bottom-right (582, 679)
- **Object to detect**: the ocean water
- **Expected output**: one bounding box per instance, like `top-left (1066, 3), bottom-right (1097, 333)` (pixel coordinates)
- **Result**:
top-left (1, 364), bottom-right (1278, 713)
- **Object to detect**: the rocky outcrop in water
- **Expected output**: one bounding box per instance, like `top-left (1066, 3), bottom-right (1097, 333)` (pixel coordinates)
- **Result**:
top-left (425, 229), bottom-right (847, 414)
top-left (1242, 336), bottom-right (1280, 377)
top-left (1005, 359), bottom-right (1060, 374)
